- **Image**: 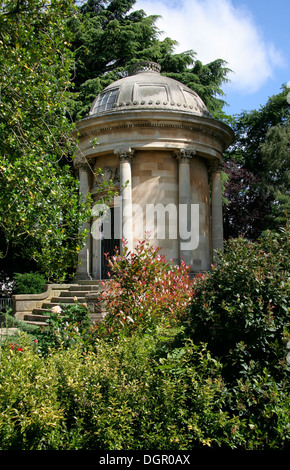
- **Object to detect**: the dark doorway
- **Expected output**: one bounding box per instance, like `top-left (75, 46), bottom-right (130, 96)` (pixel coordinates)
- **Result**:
top-left (101, 207), bottom-right (121, 279)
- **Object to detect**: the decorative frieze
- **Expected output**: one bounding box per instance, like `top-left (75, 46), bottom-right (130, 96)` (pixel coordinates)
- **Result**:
top-left (131, 61), bottom-right (162, 74)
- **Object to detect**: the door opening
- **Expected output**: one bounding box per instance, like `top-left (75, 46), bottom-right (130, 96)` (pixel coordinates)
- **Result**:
top-left (101, 207), bottom-right (120, 279)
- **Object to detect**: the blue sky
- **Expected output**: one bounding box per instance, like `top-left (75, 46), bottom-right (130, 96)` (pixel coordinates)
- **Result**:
top-left (134, 0), bottom-right (290, 116)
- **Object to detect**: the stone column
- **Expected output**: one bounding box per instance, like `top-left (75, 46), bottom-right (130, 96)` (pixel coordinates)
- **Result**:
top-left (176, 148), bottom-right (196, 265)
top-left (211, 159), bottom-right (224, 258)
top-left (115, 148), bottom-right (134, 253)
top-left (76, 162), bottom-right (92, 280)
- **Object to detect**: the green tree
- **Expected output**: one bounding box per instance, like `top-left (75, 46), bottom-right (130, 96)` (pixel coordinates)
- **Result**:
top-left (260, 121), bottom-right (290, 228)
top-left (228, 84), bottom-right (289, 175)
top-left (224, 85), bottom-right (290, 236)
top-left (69, 0), bottom-right (231, 120)
top-left (0, 0), bottom-right (91, 281)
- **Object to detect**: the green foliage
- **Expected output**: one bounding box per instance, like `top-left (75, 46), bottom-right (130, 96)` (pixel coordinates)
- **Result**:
top-left (36, 302), bottom-right (93, 355)
top-left (260, 121), bottom-right (290, 228)
top-left (229, 366), bottom-right (290, 449)
top-left (0, 331), bottom-right (242, 450)
top-left (0, 332), bottom-right (66, 450)
top-left (228, 84), bottom-right (289, 174)
top-left (261, 121), bottom-right (290, 191)
top-left (0, 230), bottom-right (289, 450)
top-left (0, 310), bottom-right (39, 347)
top-left (187, 227), bottom-right (290, 383)
top-left (13, 272), bottom-right (46, 294)
top-left (0, 0), bottom-right (91, 281)
top-left (225, 85), bottom-right (290, 235)
top-left (186, 227), bottom-right (290, 449)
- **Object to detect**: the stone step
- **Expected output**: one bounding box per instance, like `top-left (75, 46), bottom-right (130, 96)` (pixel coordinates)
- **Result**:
top-left (59, 291), bottom-right (87, 298)
top-left (27, 309), bottom-right (104, 327)
top-left (26, 321), bottom-right (48, 327)
top-left (77, 280), bottom-right (104, 286)
top-left (20, 281), bottom-right (108, 327)
top-left (50, 296), bottom-right (87, 304)
top-left (33, 305), bottom-right (55, 312)
top-left (68, 285), bottom-right (103, 292)
top-left (38, 302), bottom-right (58, 310)
top-left (41, 300), bottom-right (95, 310)
top-left (91, 313), bottom-right (105, 322)
top-left (24, 313), bottom-right (50, 323)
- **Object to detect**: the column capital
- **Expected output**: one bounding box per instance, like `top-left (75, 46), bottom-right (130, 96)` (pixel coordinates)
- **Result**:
top-left (74, 158), bottom-right (91, 172)
top-left (210, 158), bottom-right (223, 173)
top-left (114, 147), bottom-right (135, 162)
top-left (174, 148), bottom-right (196, 163)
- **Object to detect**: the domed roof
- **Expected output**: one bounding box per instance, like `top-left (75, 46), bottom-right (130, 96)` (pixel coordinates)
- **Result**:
top-left (89, 61), bottom-right (211, 118)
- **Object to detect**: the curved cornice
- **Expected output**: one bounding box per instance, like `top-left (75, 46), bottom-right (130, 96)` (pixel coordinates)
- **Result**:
top-left (75, 109), bottom-right (234, 152)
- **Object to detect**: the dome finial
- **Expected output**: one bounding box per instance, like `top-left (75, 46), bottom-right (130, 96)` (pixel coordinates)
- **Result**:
top-left (131, 61), bottom-right (161, 75)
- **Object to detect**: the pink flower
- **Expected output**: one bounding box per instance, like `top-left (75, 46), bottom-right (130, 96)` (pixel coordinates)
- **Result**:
top-left (51, 305), bottom-right (62, 314)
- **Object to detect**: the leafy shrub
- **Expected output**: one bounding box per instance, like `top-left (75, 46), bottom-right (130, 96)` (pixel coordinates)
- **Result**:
top-left (0, 330), bottom-right (242, 450)
top-left (187, 227), bottom-right (290, 381)
top-left (0, 310), bottom-right (39, 344)
top-left (230, 365), bottom-right (290, 449)
top-left (185, 227), bottom-right (290, 449)
top-left (1, 231), bottom-right (289, 450)
top-left (13, 272), bottom-right (47, 294)
top-left (0, 332), bottom-right (63, 450)
top-left (95, 239), bottom-right (195, 337)
top-left (36, 302), bottom-right (93, 355)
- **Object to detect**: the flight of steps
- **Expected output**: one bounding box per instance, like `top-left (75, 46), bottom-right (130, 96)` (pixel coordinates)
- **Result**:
top-left (23, 281), bottom-right (107, 327)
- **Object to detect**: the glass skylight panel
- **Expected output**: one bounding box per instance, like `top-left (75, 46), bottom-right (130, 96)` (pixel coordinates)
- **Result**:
top-left (92, 88), bottom-right (119, 113)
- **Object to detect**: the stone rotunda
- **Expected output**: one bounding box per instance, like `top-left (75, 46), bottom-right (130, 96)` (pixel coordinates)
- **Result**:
top-left (74, 61), bottom-right (234, 280)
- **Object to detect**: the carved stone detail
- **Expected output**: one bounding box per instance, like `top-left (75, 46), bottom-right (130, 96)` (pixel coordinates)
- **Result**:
top-left (75, 160), bottom-right (91, 172)
top-left (95, 167), bottom-right (120, 186)
top-left (174, 148), bottom-right (196, 163)
top-left (210, 158), bottom-right (223, 173)
top-left (114, 147), bottom-right (135, 162)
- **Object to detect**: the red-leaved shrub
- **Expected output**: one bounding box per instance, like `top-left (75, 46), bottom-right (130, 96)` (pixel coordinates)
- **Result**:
top-left (98, 239), bottom-right (196, 335)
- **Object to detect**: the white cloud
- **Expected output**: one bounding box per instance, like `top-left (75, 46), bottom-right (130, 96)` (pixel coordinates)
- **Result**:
top-left (134, 0), bottom-right (286, 94)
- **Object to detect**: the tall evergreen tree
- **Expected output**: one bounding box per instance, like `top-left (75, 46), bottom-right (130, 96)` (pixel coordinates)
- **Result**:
top-left (69, 0), bottom-right (231, 120)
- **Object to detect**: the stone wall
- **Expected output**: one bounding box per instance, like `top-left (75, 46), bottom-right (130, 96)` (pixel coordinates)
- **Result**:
top-left (132, 150), bottom-right (179, 263)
